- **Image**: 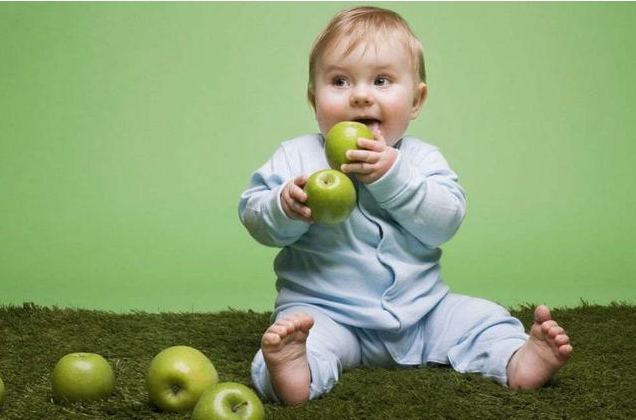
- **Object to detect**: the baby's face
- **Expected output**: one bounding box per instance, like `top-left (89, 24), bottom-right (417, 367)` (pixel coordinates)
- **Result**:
top-left (311, 36), bottom-right (427, 147)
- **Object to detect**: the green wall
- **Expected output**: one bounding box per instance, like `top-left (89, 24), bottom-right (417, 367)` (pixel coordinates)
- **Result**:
top-left (1, 3), bottom-right (634, 312)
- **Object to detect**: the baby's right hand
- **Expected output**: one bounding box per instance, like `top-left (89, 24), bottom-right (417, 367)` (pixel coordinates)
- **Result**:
top-left (281, 175), bottom-right (313, 224)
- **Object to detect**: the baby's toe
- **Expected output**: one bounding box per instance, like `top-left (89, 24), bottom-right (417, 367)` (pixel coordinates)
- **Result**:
top-left (559, 344), bottom-right (574, 356)
top-left (541, 320), bottom-right (558, 334)
top-left (271, 324), bottom-right (291, 338)
top-left (534, 305), bottom-right (552, 323)
top-left (554, 334), bottom-right (570, 346)
top-left (297, 313), bottom-right (315, 332)
top-left (548, 326), bottom-right (564, 338)
top-left (278, 319), bottom-right (297, 334)
top-left (290, 314), bottom-right (309, 329)
top-left (262, 332), bottom-right (282, 347)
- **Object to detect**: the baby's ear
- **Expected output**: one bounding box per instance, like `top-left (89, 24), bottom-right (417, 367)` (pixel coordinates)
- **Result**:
top-left (307, 89), bottom-right (316, 110)
top-left (410, 82), bottom-right (428, 119)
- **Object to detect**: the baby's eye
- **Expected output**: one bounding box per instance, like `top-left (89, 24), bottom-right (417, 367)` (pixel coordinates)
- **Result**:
top-left (374, 76), bottom-right (390, 86)
top-left (332, 77), bottom-right (349, 87)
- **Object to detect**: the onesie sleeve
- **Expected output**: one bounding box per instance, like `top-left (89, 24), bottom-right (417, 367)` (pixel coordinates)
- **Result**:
top-left (238, 144), bottom-right (310, 247)
top-left (365, 147), bottom-right (466, 248)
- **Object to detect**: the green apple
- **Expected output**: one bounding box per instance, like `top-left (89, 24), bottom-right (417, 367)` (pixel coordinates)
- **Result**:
top-left (324, 121), bottom-right (375, 170)
top-left (51, 352), bottom-right (115, 403)
top-left (304, 169), bottom-right (356, 225)
top-left (146, 345), bottom-right (218, 413)
top-left (192, 382), bottom-right (264, 420)
top-left (0, 373), bottom-right (5, 408)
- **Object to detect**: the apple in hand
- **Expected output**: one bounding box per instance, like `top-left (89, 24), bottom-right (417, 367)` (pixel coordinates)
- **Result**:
top-left (51, 352), bottom-right (115, 403)
top-left (0, 373), bottom-right (5, 408)
top-left (304, 169), bottom-right (356, 225)
top-left (192, 382), bottom-right (264, 420)
top-left (324, 121), bottom-right (375, 170)
top-left (146, 345), bottom-right (218, 413)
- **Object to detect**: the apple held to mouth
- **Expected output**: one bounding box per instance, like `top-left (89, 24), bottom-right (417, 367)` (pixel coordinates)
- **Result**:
top-left (324, 121), bottom-right (375, 170)
top-left (146, 345), bottom-right (218, 413)
top-left (51, 352), bottom-right (115, 403)
top-left (191, 382), bottom-right (264, 420)
top-left (304, 169), bottom-right (356, 225)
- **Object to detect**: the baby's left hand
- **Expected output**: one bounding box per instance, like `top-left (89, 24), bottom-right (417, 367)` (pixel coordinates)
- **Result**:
top-left (341, 130), bottom-right (397, 184)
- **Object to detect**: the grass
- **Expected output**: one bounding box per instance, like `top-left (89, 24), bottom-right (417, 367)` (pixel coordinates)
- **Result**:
top-left (0, 302), bottom-right (635, 419)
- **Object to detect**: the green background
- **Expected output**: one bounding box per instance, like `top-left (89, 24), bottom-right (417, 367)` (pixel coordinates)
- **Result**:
top-left (1, 3), bottom-right (634, 312)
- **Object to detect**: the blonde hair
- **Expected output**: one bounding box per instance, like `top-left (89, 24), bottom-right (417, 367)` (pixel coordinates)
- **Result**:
top-left (308, 6), bottom-right (426, 105)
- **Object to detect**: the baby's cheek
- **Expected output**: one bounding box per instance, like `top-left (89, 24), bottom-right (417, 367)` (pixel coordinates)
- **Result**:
top-left (385, 113), bottom-right (412, 145)
top-left (314, 93), bottom-right (348, 134)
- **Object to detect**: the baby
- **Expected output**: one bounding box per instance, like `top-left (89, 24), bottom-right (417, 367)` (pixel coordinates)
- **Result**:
top-left (239, 6), bottom-right (572, 405)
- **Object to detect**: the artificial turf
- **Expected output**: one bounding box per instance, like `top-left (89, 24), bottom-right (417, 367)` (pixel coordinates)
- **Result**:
top-left (0, 302), bottom-right (634, 419)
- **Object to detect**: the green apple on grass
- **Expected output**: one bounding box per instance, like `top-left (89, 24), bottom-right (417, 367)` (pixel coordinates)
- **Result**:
top-left (192, 382), bottom-right (264, 420)
top-left (146, 345), bottom-right (218, 413)
top-left (324, 121), bottom-right (375, 170)
top-left (51, 352), bottom-right (115, 403)
top-left (304, 169), bottom-right (356, 225)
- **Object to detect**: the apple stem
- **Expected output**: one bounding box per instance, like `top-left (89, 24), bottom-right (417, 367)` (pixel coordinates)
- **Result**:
top-left (232, 401), bottom-right (248, 412)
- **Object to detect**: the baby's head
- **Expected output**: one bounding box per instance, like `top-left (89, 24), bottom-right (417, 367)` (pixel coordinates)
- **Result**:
top-left (308, 6), bottom-right (428, 146)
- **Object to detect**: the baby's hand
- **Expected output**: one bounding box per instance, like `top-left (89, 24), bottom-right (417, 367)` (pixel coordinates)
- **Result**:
top-left (281, 175), bottom-right (313, 223)
top-left (341, 129), bottom-right (397, 184)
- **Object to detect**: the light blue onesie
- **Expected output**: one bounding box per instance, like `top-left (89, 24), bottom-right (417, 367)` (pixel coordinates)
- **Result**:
top-left (239, 133), bottom-right (528, 402)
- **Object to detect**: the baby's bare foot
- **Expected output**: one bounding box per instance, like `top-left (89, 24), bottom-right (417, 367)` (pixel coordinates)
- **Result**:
top-left (507, 305), bottom-right (573, 390)
top-left (262, 312), bottom-right (314, 405)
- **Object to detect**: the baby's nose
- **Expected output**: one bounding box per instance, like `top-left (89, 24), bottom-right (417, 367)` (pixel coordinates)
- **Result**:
top-left (350, 89), bottom-right (374, 107)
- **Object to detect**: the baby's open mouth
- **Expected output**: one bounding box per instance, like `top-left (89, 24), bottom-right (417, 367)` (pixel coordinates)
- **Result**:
top-left (354, 118), bottom-right (381, 133)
